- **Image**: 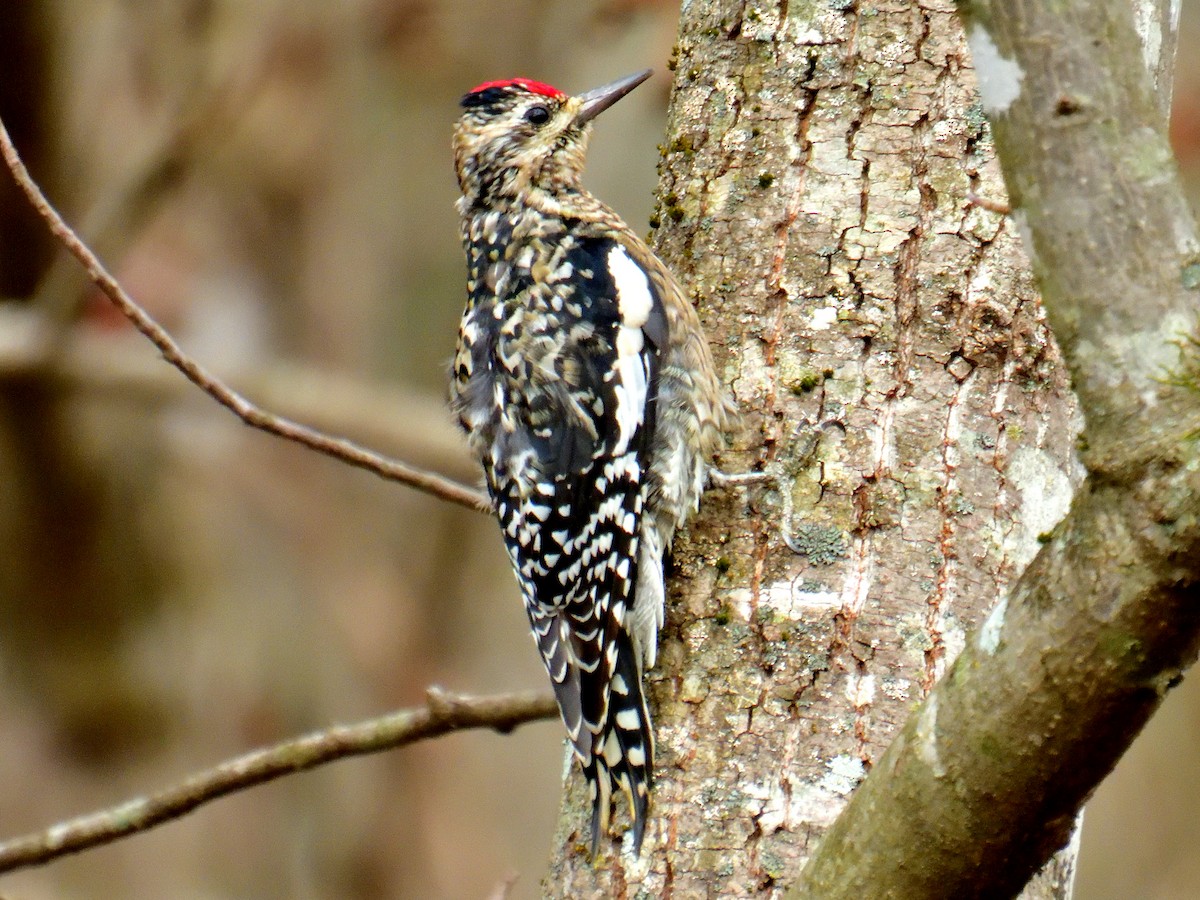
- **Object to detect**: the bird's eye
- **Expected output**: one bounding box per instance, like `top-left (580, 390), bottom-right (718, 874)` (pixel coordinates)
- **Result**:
top-left (524, 105), bottom-right (551, 126)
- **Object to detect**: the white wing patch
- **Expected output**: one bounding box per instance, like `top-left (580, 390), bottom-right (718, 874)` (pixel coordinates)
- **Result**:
top-left (607, 245), bottom-right (654, 330)
top-left (606, 245), bottom-right (653, 455)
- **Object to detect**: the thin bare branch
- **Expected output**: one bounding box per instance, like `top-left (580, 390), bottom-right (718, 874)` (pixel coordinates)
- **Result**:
top-left (0, 308), bottom-right (478, 479)
top-left (0, 688), bottom-right (557, 873)
top-left (0, 115), bottom-right (491, 515)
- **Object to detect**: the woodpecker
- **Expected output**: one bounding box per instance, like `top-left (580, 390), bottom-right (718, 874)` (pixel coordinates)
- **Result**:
top-left (450, 69), bottom-right (728, 854)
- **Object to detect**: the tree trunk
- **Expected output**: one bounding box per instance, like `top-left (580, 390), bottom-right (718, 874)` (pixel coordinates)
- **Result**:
top-left (547, 1), bottom-right (1082, 895)
top-left (793, 0), bottom-right (1194, 895)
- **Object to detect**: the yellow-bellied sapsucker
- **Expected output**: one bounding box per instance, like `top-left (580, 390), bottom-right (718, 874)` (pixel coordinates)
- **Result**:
top-left (450, 69), bottom-right (729, 854)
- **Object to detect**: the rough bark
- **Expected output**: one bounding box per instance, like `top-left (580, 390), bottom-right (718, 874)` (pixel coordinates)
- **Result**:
top-left (793, 0), bottom-right (1199, 896)
top-left (546, 1), bottom-right (1082, 895)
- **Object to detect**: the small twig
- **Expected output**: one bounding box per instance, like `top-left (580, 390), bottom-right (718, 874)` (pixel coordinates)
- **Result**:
top-left (0, 116), bottom-right (491, 515)
top-left (966, 189), bottom-right (1012, 215)
top-left (0, 688), bottom-right (557, 874)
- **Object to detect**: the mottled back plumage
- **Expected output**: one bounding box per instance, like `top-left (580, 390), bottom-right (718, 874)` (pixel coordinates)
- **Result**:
top-left (450, 70), bottom-right (728, 854)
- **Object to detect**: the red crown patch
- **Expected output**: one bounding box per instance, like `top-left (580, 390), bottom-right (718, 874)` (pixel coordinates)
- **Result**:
top-left (465, 78), bottom-right (565, 99)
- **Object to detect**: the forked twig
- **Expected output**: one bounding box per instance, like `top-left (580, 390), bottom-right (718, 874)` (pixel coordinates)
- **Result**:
top-left (0, 116), bottom-right (490, 514)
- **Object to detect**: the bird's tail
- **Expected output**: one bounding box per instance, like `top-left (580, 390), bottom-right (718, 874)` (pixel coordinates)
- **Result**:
top-left (585, 629), bottom-right (655, 856)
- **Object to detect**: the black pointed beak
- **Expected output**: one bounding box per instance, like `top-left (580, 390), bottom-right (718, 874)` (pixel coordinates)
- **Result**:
top-left (574, 69), bottom-right (653, 126)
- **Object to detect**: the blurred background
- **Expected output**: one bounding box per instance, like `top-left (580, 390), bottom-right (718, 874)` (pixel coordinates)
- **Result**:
top-left (0, 2), bottom-right (1195, 898)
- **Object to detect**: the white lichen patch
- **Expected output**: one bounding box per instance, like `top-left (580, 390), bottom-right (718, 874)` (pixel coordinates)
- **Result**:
top-left (790, 26), bottom-right (826, 45)
top-left (744, 776), bottom-right (844, 833)
top-left (916, 694), bottom-right (946, 777)
top-left (873, 39), bottom-right (913, 70)
top-left (785, 781), bottom-right (847, 827)
top-left (978, 592), bottom-right (1009, 654)
top-left (810, 304), bottom-right (839, 330)
top-left (821, 755), bottom-right (866, 795)
top-left (1100, 309), bottom-right (1196, 399)
top-left (773, 0), bottom-right (841, 45)
top-left (706, 169), bottom-right (738, 215)
top-left (738, 2), bottom-right (782, 42)
top-left (880, 676), bottom-right (912, 702)
top-left (932, 116), bottom-right (966, 144)
top-left (727, 587), bottom-right (754, 621)
top-left (844, 672), bottom-right (876, 708)
top-left (1005, 445), bottom-right (1074, 569)
top-left (966, 24), bottom-right (1024, 114)
top-left (743, 777), bottom-right (789, 834)
top-left (939, 621), bottom-right (968, 673)
top-left (727, 581), bottom-right (842, 621)
top-left (840, 536), bottom-right (875, 618)
top-left (679, 670), bottom-right (710, 703)
top-left (732, 336), bottom-right (771, 403)
top-left (965, 256), bottom-right (994, 299)
top-left (792, 587), bottom-right (842, 610)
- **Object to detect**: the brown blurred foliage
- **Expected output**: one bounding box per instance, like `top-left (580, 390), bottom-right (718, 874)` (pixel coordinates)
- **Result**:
top-left (0, 1), bottom-right (1195, 897)
top-left (0, 2), bottom-right (676, 897)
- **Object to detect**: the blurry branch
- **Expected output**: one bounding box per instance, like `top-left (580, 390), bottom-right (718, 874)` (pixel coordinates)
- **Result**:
top-left (0, 306), bottom-right (477, 480)
top-left (29, 8), bottom-right (288, 349)
top-left (0, 688), bottom-right (557, 873)
top-left (29, 93), bottom-right (216, 346)
top-left (0, 116), bottom-right (491, 514)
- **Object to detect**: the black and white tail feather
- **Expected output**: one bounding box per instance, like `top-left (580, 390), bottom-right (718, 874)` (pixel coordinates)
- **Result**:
top-left (451, 69), bottom-right (729, 855)
top-left (482, 242), bottom-right (661, 852)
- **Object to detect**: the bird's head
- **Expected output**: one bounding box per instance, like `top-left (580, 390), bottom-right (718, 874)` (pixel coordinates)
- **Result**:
top-left (453, 69), bottom-right (652, 209)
